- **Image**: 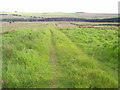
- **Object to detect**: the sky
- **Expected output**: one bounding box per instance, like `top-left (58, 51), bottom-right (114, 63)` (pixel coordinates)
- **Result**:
top-left (0, 0), bottom-right (119, 13)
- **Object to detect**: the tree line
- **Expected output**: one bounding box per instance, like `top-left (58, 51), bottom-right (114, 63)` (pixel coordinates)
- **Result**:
top-left (1, 17), bottom-right (119, 22)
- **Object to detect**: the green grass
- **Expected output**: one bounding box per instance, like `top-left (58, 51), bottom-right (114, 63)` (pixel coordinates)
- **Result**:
top-left (2, 29), bottom-right (53, 88)
top-left (59, 27), bottom-right (118, 70)
top-left (2, 22), bottom-right (118, 88)
top-left (50, 27), bottom-right (118, 88)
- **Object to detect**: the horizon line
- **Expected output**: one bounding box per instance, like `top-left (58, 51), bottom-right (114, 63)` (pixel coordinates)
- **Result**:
top-left (0, 11), bottom-right (118, 14)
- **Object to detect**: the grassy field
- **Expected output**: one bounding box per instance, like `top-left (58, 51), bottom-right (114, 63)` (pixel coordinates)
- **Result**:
top-left (1, 22), bottom-right (118, 88)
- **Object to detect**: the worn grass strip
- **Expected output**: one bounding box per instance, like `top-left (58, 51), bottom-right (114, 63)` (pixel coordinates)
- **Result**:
top-left (50, 28), bottom-right (118, 88)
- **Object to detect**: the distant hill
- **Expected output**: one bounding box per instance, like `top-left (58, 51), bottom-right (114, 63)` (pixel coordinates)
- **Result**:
top-left (0, 12), bottom-right (119, 22)
top-left (0, 12), bottom-right (118, 19)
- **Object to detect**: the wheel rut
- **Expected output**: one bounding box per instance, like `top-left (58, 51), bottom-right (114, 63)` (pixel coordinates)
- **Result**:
top-left (49, 29), bottom-right (58, 88)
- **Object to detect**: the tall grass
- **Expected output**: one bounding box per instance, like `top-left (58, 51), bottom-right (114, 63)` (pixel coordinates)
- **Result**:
top-left (59, 27), bottom-right (118, 70)
top-left (2, 29), bottom-right (53, 88)
top-left (50, 28), bottom-right (118, 88)
top-left (2, 22), bottom-right (118, 88)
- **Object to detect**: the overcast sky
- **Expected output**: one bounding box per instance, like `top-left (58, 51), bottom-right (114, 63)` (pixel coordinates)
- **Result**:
top-left (0, 0), bottom-right (119, 13)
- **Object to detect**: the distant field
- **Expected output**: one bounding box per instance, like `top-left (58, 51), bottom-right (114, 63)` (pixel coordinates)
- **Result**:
top-left (1, 22), bottom-right (118, 88)
top-left (0, 12), bottom-right (76, 16)
top-left (0, 12), bottom-right (118, 18)
top-left (0, 12), bottom-right (119, 24)
top-left (1, 22), bottom-right (118, 33)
